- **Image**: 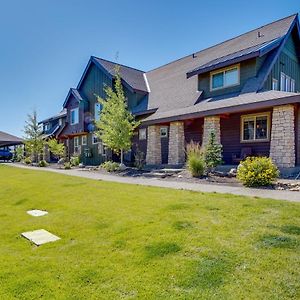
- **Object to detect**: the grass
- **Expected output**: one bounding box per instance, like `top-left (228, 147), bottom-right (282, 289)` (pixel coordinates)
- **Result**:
top-left (0, 165), bottom-right (300, 299)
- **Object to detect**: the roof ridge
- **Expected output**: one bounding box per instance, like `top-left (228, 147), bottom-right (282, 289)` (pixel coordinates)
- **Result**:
top-left (147, 13), bottom-right (297, 73)
top-left (92, 56), bottom-right (145, 73)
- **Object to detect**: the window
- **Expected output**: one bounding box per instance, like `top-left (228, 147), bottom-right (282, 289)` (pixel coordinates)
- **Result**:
top-left (211, 65), bottom-right (239, 90)
top-left (160, 127), bottom-right (168, 138)
top-left (272, 78), bottom-right (278, 90)
top-left (94, 103), bottom-right (101, 121)
top-left (44, 123), bottom-right (50, 131)
top-left (92, 133), bottom-right (99, 144)
top-left (280, 72), bottom-right (295, 92)
top-left (291, 79), bottom-right (295, 92)
top-left (285, 75), bottom-right (291, 92)
top-left (98, 141), bottom-right (106, 155)
top-left (139, 128), bottom-right (146, 140)
top-left (71, 108), bottom-right (79, 125)
top-left (82, 135), bottom-right (87, 145)
top-left (58, 118), bottom-right (63, 126)
top-left (241, 113), bottom-right (270, 142)
top-left (74, 137), bottom-right (80, 153)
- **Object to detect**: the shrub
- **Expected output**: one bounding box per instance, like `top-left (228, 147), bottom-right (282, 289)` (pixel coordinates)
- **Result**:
top-left (186, 141), bottom-right (205, 177)
top-left (24, 157), bottom-right (32, 165)
top-left (134, 147), bottom-right (145, 170)
top-left (203, 132), bottom-right (223, 173)
top-left (13, 147), bottom-right (24, 162)
top-left (70, 155), bottom-right (80, 167)
top-left (64, 162), bottom-right (71, 170)
top-left (237, 156), bottom-right (279, 187)
top-left (38, 160), bottom-right (48, 167)
top-left (100, 161), bottom-right (120, 172)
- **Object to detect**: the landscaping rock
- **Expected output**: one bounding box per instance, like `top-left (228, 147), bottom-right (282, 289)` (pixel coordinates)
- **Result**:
top-left (27, 210), bottom-right (48, 217)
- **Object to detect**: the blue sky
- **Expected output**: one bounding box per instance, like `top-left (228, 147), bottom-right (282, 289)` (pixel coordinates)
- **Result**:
top-left (0, 0), bottom-right (299, 136)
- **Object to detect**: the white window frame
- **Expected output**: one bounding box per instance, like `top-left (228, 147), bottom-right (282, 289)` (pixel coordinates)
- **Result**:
top-left (285, 75), bottom-right (291, 92)
top-left (92, 133), bottom-right (99, 144)
top-left (160, 127), bottom-right (168, 138)
top-left (272, 78), bottom-right (278, 90)
top-left (82, 135), bottom-right (87, 146)
top-left (139, 128), bottom-right (147, 140)
top-left (291, 79), bottom-right (295, 92)
top-left (210, 64), bottom-right (240, 91)
top-left (44, 123), bottom-right (50, 131)
top-left (240, 112), bottom-right (271, 143)
top-left (74, 136), bottom-right (80, 153)
top-left (58, 118), bottom-right (63, 126)
top-left (280, 72), bottom-right (286, 91)
top-left (70, 108), bottom-right (79, 125)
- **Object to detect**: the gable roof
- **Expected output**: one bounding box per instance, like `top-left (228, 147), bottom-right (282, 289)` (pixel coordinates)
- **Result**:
top-left (0, 131), bottom-right (23, 147)
top-left (144, 14), bottom-right (298, 116)
top-left (39, 109), bottom-right (67, 124)
top-left (77, 56), bottom-right (148, 93)
top-left (63, 88), bottom-right (84, 108)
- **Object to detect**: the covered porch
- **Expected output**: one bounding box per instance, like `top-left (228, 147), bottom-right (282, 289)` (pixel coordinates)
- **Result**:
top-left (144, 103), bottom-right (300, 168)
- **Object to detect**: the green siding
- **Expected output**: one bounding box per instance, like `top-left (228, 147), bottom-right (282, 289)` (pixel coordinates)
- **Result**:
top-left (264, 32), bottom-right (300, 91)
top-left (198, 58), bottom-right (257, 98)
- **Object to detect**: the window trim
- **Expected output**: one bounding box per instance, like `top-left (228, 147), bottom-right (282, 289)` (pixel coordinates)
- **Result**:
top-left (74, 136), bottom-right (80, 153)
top-left (210, 64), bottom-right (240, 91)
top-left (139, 128), bottom-right (147, 140)
top-left (82, 135), bottom-right (87, 146)
top-left (70, 108), bottom-right (79, 125)
top-left (272, 78), bottom-right (278, 90)
top-left (92, 133), bottom-right (99, 144)
top-left (240, 112), bottom-right (271, 143)
top-left (160, 126), bottom-right (168, 138)
top-left (291, 79), bottom-right (295, 93)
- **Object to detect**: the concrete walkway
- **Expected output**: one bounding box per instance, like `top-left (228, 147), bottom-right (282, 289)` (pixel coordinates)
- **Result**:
top-left (4, 163), bottom-right (300, 203)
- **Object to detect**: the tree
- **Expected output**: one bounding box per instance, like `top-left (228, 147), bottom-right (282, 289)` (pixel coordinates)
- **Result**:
top-left (203, 132), bottom-right (223, 173)
top-left (23, 110), bottom-right (44, 163)
top-left (47, 138), bottom-right (65, 160)
top-left (95, 66), bottom-right (140, 165)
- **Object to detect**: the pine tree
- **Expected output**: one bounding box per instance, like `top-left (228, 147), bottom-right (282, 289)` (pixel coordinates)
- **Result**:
top-left (204, 131), bottom-right (223, 173)
top-left (23, 110), bottom-right (44, 163)
top-left (95, 66), bottom-right (140, 165)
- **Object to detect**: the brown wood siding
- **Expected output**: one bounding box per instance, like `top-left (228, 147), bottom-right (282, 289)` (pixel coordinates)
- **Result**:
top-left (221, 109), bottom-right (272, 164)
top-left (184, 118), bottom-right (203, 144)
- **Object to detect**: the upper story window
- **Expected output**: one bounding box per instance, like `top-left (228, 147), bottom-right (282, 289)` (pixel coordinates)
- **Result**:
top-left (241, 113), bottom-right (270, 143)
top-left (272, 78), bottom-right (278, 90)
top-left (94, 103), bottom-right (102, 121)
top-left (280, 72), bottom-right (295, 92)
top-left (70, 108), bottom-right (79, 125)
top-left (58, 118), bottom-right (63, 126)
top-left (210, 64), bottom-right (239, 91)
top-left (44, 123), bottom-right (50, 131)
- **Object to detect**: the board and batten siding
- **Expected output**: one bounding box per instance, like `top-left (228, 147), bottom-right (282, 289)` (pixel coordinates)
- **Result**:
top-left (264, 32), bottom-right (300, 91)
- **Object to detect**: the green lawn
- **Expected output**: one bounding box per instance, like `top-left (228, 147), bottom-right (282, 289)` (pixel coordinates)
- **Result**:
top-left (0, 165), bottom-right (300, 299)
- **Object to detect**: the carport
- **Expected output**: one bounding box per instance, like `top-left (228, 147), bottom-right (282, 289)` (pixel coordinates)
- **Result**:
top-left (0, 131), bottom-right (23, 147)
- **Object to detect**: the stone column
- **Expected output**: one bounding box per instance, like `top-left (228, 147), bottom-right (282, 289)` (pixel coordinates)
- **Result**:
top-left (270, 105), bottom-right (295, 168)
top-left (168, 121), bottom-right (185, 165)
top-left (202, 116), bottom-right (221, 146)
top-left (146, 125), bottom-right (161, 165)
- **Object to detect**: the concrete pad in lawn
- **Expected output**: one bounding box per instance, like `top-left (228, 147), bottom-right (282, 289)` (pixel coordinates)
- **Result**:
top-left (21, 229), bottom-right (60, 246)
top-left (27, 209), bottom-right (48, 217)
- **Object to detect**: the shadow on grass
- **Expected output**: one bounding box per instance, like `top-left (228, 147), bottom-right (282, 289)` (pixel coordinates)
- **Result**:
top-left (180, 253), bottom-right (235, 289)
top-left (281, 225), bottom-right (300, 235)
top-left (173, 221), bottom-right (193, 230)
top-left (259, 235), bottom-right (298, 249)
top-left (166, 203), bottom-right (190, 211)
top-left (145, 242), bottom-right (181, 258)
top-left (14, 198), bottom-right (28, 205)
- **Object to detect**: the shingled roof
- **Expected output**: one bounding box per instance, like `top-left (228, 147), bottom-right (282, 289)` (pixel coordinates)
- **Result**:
top-left (144, 14), bottom-right (298, 117)
top-left (0, 131), bottom-right (23, 147)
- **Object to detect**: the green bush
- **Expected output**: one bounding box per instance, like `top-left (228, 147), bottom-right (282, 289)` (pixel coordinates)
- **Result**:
top-left (237, 157), bottom-right (279, 187)
top-left (186, 142), bottom-right (205, 177)
top-left (24, 157), bottom-right (32, 165)
top-left (38, 160), bottom-right (48, 167)
top-left (70, 155), bottom-right (80, 167)
top-left (100, 161), bottom-right (120, 172)
top-left (64, 162), bottom-right (71, 170)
